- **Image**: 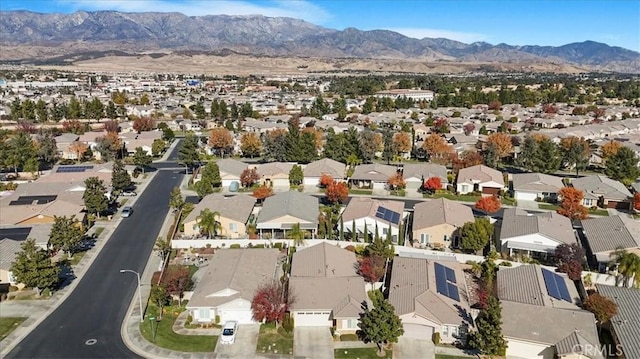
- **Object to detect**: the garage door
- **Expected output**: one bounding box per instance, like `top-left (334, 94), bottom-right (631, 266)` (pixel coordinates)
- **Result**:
top-left (402, 324), bottom-right (434, 340)
top-left (607, 201), bottom-right (630, 210)
top-left (293, 312), bottom-right (331, 327)
top-left (515, 191), bottom-right (537, 201)
top-left (219, 309), bottom-right (255, 324)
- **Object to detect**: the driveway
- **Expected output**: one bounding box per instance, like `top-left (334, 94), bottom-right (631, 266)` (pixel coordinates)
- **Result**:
top-left (393, 337), bottom-right (435, 359)
top-left (294, 327), bottom-right (334, 359)
top-left (214, 323), bottom-right (260, 359)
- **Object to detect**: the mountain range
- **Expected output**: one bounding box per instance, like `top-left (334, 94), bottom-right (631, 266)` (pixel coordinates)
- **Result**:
top-left (1, 10), bottom-right (639, 73)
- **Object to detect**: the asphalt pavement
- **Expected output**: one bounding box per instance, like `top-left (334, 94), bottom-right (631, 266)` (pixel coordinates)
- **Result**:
top-left (6, 162), bottom-right (184, 358)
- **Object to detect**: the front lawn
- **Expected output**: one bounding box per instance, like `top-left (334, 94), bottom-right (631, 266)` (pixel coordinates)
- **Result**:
top-left (350, 189), bottom-right (373, 195)
top-left (334, 347), bottom-right (392, 359)
top-left (256, 322), bottom-right (293, 355)
top-left (139, 304), bottom-right (216, 352)
top-left (0, 317), bottom-right (26, 340)
top-left (538, 203), bottom-right (609, 216)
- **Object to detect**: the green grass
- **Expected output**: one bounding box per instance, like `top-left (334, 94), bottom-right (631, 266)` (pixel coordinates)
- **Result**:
top-left (538, 203), bottom-right (558, 210)
top-left (120, 198), bottom-right (128, 206)
top-left (424, 192), bottom-right (481, 202)
top-left (501, 196), bottom-right (517, 206)
top-left (435, 355), bottom-right (474, 359)
top-left (334, 347), bottom-right (392, 359)
top-left (0, 317), bottom-right (26, 340)
top-left (588, 208), bottom-right (609, 216)
top-left (140, 304), bottom-right (216, 352)
top-left (69, 251), bottom-right (86, 266)
top-left (93, 227), bottom-right (105, 237)
top-left (538, 203), bottom-right (609, 216)
top-left (257, 322), bottom-right (293, 355)
top-left (390, 189), bottom-right (406, 197)
top-left (350, 189), bottom-right (373, 195)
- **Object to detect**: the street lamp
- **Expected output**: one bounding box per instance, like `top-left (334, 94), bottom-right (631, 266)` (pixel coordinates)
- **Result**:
top-left (120, 269), bottom-right (144, 323)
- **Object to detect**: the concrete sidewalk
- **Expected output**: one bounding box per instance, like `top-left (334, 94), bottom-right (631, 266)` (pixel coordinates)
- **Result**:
top-left (154, 138), bottom-right (179, 163)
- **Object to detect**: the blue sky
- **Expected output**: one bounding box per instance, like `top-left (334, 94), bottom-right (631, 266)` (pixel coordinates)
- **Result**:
top-left (3, 0), bottom-right (639, 51)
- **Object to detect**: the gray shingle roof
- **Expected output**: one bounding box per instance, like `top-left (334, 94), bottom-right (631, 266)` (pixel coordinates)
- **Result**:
top-left (216, 158), bottom-right (248, 177)
top-left (512, 172), bottom-right (564, 193)
top-left (412, 198), bottom-right (474, 230)
top-left (303, 158), bottom-right (346, 178)
top-left (499, 208), bottom-right (576, 246)
top-left (401, 163), bottom-right (448, 183)
top-left (0, 239), bottom-right (23, 271)
top-left (457, 164), bottom-right (504, 186)
top-left (596, 285), bottom-right (640, 359)
top-left (350, 164), bottom-right (398, 182)
top-left (340, 198), bottom-right (404, 227)
top-left (581, 215), bottom-right (640, 255)
top-left (571, 175), bottom-right (632, 201)
top-left (187, 248), bottom-right (281, 308)
top-left (555, 330), bottom-right (603, 358)
top-left (256, 191), bottom-right (319, 228)
top-left (291, 242), bottom-right (357, 278)
top-left (183, 194), bottom-right (255, 225)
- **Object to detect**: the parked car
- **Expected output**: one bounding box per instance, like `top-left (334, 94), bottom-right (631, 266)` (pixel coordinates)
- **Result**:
top-left (121, 206), bottom-right (133, 218)
top-left (121, 191), bottom-right (137, 197)
top-left (220, 321), bottom-right (238, 345)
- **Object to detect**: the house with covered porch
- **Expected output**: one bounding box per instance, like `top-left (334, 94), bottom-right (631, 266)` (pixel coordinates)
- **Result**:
top-left (255, 191), bottom-right (319, 239)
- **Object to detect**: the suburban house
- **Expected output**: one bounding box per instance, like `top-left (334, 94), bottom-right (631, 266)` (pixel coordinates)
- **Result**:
top-left (216, 158), bottom-right (248, 189)
top-left (388, 257), bottom-right (473, 344)
top-left (0, 225), bottom-right (53, 286)
top-left (412, 198), bottom-right (475, 249)
top-left (581, 215), bottom-right (640, 270)
top-left (497, 265), bottom-right (601, 359)
top-left (256, 191), bottom-right (319, 239)
top-left (570, 175), bottom-right (633, 209)
top-left (255, 162), bottom-right (295, 189)
top-left (181, 194), bottom-right (255, 238)
top-left (596, 285), bottom-right (640, 359)
top-left (288, 242), bottom-right (367, 334)
top-left (511, 173), bottom-right (565, 202)
top-left (350, 164), bottom-right (399, 190)
top-left (302, 158), bottom-right (346, 187)
top-left (341, 198), bottom-right (404, 243)
top-left (402, 163), bottom-right (448, 193)
top-left (456, 165), bottom-right (504, 195)
top-left (499, 208), bottom-right (576, 259)
top-left (53, 133), bottom-right (81, 159)
top-left (187, 248), bottom-right (281, 324)
top-left (120, 131), bottom-right (162, 156)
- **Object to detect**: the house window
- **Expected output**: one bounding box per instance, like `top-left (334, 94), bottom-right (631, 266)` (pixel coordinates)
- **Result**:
top-left (461, 185), bottom-right (469, 193)
top-left (198, 308), bottom-right (211, 320)
top-left (229, 223), bottom-right (237, 232)
top-left (346, 319), bottom-right (356, 328)
top-left (420, 233), bottom-right (430, 244)
top-left (382, 227), bottom-right (388, 235)
top-left (450, 326), bottom-right (458, 337)
top-left (442, 325), bottom-right (449, 337)
top-left (444, 235), bottom-right (449, 242)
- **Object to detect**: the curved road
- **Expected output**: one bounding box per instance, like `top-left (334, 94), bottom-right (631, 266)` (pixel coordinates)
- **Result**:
top-left (7, 143), bottom-right (184, 359)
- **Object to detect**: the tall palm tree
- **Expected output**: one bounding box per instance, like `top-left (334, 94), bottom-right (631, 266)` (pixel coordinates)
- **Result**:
top-left (289, 222), bottom-right (306, 247)
top-left (154, 237), bottom-right (171, 260)
top-left (610, 248), bottom-right (640, 287)
top-left (196, 209), bottom-right (221, 238)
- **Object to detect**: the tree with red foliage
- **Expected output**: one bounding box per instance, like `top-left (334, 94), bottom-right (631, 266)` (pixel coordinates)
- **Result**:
top-left (593, 107), bottom-right (606, 120)
top-left (583, 293), bottom-right (618, 327)
top-left (357, 255), bottom-right (386, 283)
top-left (133, 117), bottom-right (156, 132)
top-left (452, 150), bottom-right (484, 172)
top-left (433, 118), bottom-right (450, 134)
top-left (475, 287), bottom-right (490, 310)
top-left (475, 196), bottom-right (501, 214)
top-left (240, 168), bottom-right (260, 188)
top-left (488, 100), bottom-right (502, 111)
top-left (62, 120), bottom-right (85, 135)
top-left (103, 119), bottom-right (119, 133)
top-left (325, 181), bottom-right (348, 204)
top-left (319, 174), bottom-right (334, 188)
top-left (557, 261), bottom-right (583, 281)
top-left (16, 121), bottom-right (36, 134)
top-left (543, 104), bottom-right (558, 114)
top-left (557, 187), bottom-right (588, 220)
top-left (633, 192), bottom-right (640, 211)
top-left (423, 176), bottom-right (442, 193)
top-left (251, 280), bottom-right (292, 327)
top-left (253, 185), bottom-right (274, 202)
top-left (463, 123), bottom-right (476, 136)
top-left (159, 265), bottom-right (193, 305)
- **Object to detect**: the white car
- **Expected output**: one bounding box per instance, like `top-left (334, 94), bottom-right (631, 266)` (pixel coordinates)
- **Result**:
top-left (121, 206), bottom-right (133, 218)
top-left (121, 191), bottom-right (137, 197)
top-left (220, 321), bottom-right (238, 345)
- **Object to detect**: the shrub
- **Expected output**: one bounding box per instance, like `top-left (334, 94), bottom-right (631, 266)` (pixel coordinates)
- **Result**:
top-left (254, 244), bottom-right (265, 248)
top-left (9, 285), bottom-right (18, 292)
top-left (282, 314), bottom-right (294, 333)
top-left (215, 315), bottom-right (220, 324)
top-left (499, 261), bottom-right (512, 267)
top-left (186, 315), bottom-right (193, 325)
top-left (229, 244), bottom-right (241, 249)
top-left (273, 242), bottom-right (283, 249)
top-left (340, 334), bottom-right (359, 341)
top-left (433, 332), bottom-right (441, 345)
top-left (345, 245), bottom-right (356, 252)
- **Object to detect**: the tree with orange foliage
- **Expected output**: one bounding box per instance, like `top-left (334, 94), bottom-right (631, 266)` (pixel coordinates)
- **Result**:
top-left (486, 133), bottom-right (513, 162)
top-left (302, 127), bottom-right (323, 150)
top-left (319, 174), bottom-right (334, 188)
top-left (325, 180), bottom-right (348, 204)
top-left (208, 128), bottom-right (234, 157)
top-left (488, 100), bottom-right (502, 111)
top-left (422, 134), bottom-right (451, 164)
top-left (240, 168), bottom-right (260, 188)
top-left (542, 104), bottom-right (558, 114)
top-left (69, 142), bottom-right (88, 163)
top-left (423, 176), bottom-right (442, 193)
top-left (475, 196), bottom-right (501, 214)
top-left (452, 150), bottom-right (484, 172)
top-left (387, 173), bottom-right (406, 195)
top-left (560, 136), bottom-right (590, 177)
top-left (557, 187), bottom-right (589, 220)
top-left (103, 120), bottom-right (119, 133)
top-left (253, 185), bottom-right (274, 202)
top-left (240, 132), bottom-right (262, 158)
top-left (133, 117), bottom-right (155, 132)
top-left (62, 120), bottom-right (86, 135)
top-left (601, 140), bottom-right (621, 161)
top-left (392, 132), bottom-right (411, 157)
top-left (634, 192), bottom-right (640, 211)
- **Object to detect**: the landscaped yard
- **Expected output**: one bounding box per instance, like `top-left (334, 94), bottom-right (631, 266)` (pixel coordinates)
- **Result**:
top-left (256, 322), bottom-right (293, 355)
top-left (69, 251), bottom-right (86, 266)
top-left (350, 189), bottom-right (373, 195)
top-left (93, 226), bottom-right (105, 237)
top-left (538, 203), bottom-right (609, 216)
top-left (0, 317), bottom-right (26, 340)
top-left (139, 303), bottom-right (216, 352)
top-left (334, 347), bottom-right (392, 359)
top-left (424, 192), bottom-right (481, 202)
top-left (435, 354), bottom-right (474, 359)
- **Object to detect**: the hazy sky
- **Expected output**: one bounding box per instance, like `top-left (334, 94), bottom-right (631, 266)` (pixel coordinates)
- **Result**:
top-left (3, 0), bottom-right (639, 51)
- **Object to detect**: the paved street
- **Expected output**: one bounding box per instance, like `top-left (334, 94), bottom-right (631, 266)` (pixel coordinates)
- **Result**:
top-left (6, 152), bottom-right (184, 358)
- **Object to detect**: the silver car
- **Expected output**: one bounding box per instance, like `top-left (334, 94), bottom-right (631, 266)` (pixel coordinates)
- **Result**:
top-left (220, 321), bottom-right (238, 345)
top-left (121, 206), bottom-right (133, 218)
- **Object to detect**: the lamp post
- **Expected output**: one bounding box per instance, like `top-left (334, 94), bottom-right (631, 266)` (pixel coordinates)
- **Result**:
top-left (120, 269), bottom-right (144, 322)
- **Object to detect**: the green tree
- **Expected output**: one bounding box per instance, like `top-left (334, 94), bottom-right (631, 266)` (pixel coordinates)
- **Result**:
top-left (36, 133), bottom-right (58, 166)
top-left (68, 97), bottom-right (83, 119)
top-left (11, 239), bottom-right (60, 293)
top-left (288, 222), bottom-right (306, 247)
top-left (382, 127), bottom-right (394, 165)
top-left (169, 186), bottom-right (184, 211)
top-left (289, 164), bottom-right (304, 186)
top-left (151, 138), bottom-right (166, 157)
top-left (133, 147), bottom-right (152, 173)
top-left (605, 147), bottom-right (640, 186)
top-left (155, 236), bottom-right (172, 261)
top-left (149, 285), bottom-right (170, 320)
top-left (357, 290), bottom-right (404, 356)
top-left (162, 127), bottom-right (175, 142)
top-left (483, 142), bottom-right (499, 169)
top-left (561, 137), bottom-right (590, 177)
top-left (111, 159), bottom-right (132, 195)
top-left (468, 296), bottom-right (507, 356)
top-left (610, 249), bottom-right (640, 288)
top-left (459, 218), bottom-right (493, 253)
top-left (358, 130), bottom-right (379, 164)
top-left (106, 101), bottom-right (118, 119)
top-left (48, 215), bottom-right (84, 258)
top-left (178, 134), bottom-right (199, 170)
top-left (195, 161), bottom-right (221, 198)
top-left (21, 99), bottom-right (36, 121)
top-left (196, 208), bottom-right (221, 238)
top-left (7, 132), bottom-right (36, 173)
top-left (24, 157), bottom-right (39, 178)
top-left (83, 177), bottom-right (108, 218)
top-left (35, 99), bottom-right (48, 122)
top-left (366, 235), bottom-right (395, 260)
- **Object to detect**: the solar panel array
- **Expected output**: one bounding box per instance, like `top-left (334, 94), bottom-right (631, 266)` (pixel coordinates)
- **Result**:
top-left (0, 227), bottom-right (32, 241)
top-left (56, 165), bottom-right (94, 173)
top-left (374, 206), bottom-right (401, 224)
top-left (9, 195), bottom-right (58, 206)
top-left (434, 262), bottom-right (460, 302)
top-left (542, 268), bottom-right (572, 302)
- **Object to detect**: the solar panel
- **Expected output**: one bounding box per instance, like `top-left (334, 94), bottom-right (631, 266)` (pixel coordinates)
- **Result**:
top-left (391, 212), bottom-right (401, 224)
top-left (445, 266), bottom-right (457, 284)
top-left (0, 227), bottom-right (32, 241)
top-left (447, 283), bottom-right (460, 302)
top-left (434, 263), bottom-right (448, 295)
top-left (56, 165), bottom-right (94, 173)
top-left (558, 279), bottom-right (572, 302)
top-left (542, 269), bottom-right (562, 300)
